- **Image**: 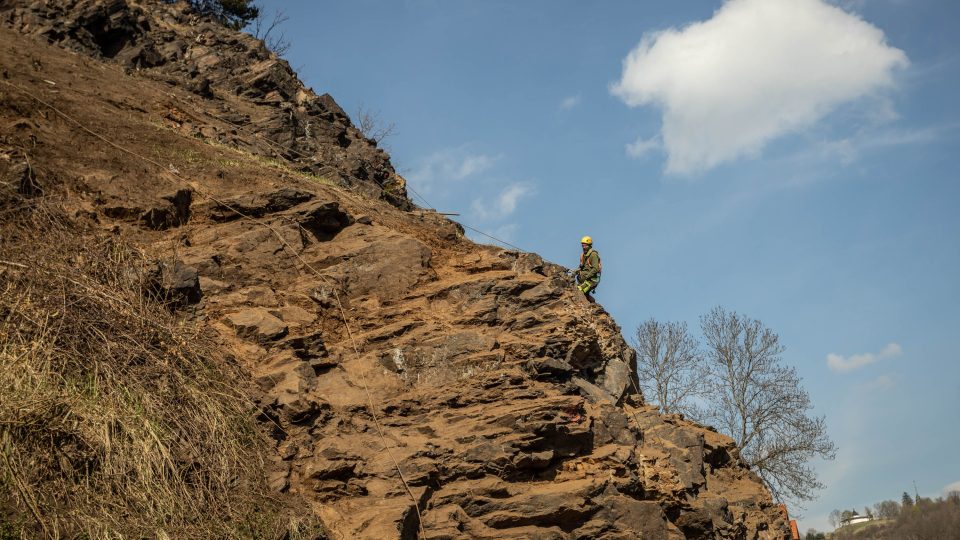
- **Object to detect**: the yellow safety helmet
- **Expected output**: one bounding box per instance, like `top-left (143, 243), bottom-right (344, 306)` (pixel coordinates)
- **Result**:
top-left (580, 236), bottom-right (593, 245)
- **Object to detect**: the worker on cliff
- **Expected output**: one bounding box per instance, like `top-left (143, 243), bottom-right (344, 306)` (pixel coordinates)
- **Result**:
top-left (575, 236), bottom-right (601, 299)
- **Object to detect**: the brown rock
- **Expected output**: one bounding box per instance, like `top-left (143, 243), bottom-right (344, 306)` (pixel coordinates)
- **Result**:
top-left (224, 308), bottom-right (288, 342)
top-left (210, 187), bottom-right (314, 221)
top-left (334, 236), bottom-right (434, 300)
top-left (140, 189), bottom-right (192, 230)
top-left (148, 260), bottom-right (201, 305)
top-left (576, 496), bottom-right (677, 540)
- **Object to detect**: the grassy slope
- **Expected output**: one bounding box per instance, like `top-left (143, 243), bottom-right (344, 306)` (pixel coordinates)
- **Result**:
top-left (0, 29), bottom-right (324, 540)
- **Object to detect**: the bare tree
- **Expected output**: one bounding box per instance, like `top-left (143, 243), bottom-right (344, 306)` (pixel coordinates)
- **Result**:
top-left (355, 104), bottom-right (397, 145)
top-left (252, 8), bottom-right (291, 56)
top-left (874, 499), bottom-right (901, 520)
top-left (700, 306), bottom-right (836, 505)
top-left (829, 509), bottom-right (841, 529)
top-left (633, 319), bottom-right (705, 416)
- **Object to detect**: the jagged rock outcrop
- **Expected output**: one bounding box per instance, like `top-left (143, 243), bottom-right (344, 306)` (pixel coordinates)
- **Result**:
top-left (1, 0), bottom-right (411, 207)
top-left (0, 2), bottom-right (791, 538)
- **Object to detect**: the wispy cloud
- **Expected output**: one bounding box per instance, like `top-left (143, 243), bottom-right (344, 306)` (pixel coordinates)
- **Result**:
top-left (815, 125), bottom-right (944, 165)
top-left (827, 343), bottom-right (902, 373)
top-left (560, 95), bottom-right (581, 110)
top-left (626, 134), bottom-right (662, 159)
top-left (863, 374), bottom-right (895, 390)
top-left (493, 224), bottom-right (518, 242)
top-left (831, 0), bottom-right (912, 9)
top-left (457, 154), bottom-right (497, 179)
top-left (471, 183), bottom-right (536, 221)
top-left (407, 146), bottom-right (499, 191)
top-left (611, 0), bottom-right (908, 174)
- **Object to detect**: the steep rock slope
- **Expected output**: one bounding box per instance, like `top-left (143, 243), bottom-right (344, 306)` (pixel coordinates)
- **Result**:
top-left (0, 2), bottom-right (791, 538)
top-left (2, 0), bottom-right (410, 206)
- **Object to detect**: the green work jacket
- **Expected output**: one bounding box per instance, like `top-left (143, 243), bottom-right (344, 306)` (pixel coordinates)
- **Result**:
top-left (578, 248), bottom-right (601, 281)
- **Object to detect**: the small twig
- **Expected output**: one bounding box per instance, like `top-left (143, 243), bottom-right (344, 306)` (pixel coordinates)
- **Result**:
top-left (0, 442), bottom-right (49, 535)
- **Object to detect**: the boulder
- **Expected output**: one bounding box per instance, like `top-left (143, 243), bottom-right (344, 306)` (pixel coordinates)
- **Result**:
top-left (140, 188), bottom-right (192, 230)
top-left (571, 376), bottom-right (612, 404)
top-left (517, 281), bottom-right (562, 306)
top-left (287, 332), bottom-right (328, 361)
top-left (644, 424), bottom-right (706, 491)
top-left (525, 357), bottom-right (575, 381)
top-left (513, 252), bottom-right (545, 275)
top-left (592, 404), bottom-right (638, 447)
top-left (565, 339), bottom-right (604, 370)
top-left (211, 187), bottom-right (314, 221)
top-left (512, 450), bottom-right (554, 471)
top-left (267, 461), bottom-right (291, 493)
top-left (468, 479), bottom-right (601, 531)
top-left (674, 506), bottom-right (714, 538)
top-left (334, 236), bottom-right (434, 300)
top-left (270, 304), bottom-right (317, 328)
top-left (339, 488), bottom-right (432, 540)
top-left (575, 496), bottom-right (675, 540)
top-left (148, 260), bottom-right (201, 305)
top-left (304, 454), bottom-right (361, 482)
top-left (224, 308), bottom-right (288, 342)
top-left (598, 357), bottom-right (633, 404)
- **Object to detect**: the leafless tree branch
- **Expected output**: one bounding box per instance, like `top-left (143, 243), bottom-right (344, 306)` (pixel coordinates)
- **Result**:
top-left (252, 8), bottom-right (290, 56)
top-left (633, 319), bottom-right (707, 416)
top-left (699, 306), bottom-right (836, 505)
top-left (355, 103), bottom-right (396, 146)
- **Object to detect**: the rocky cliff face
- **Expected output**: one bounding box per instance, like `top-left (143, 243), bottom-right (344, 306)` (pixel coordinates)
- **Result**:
top-left (0, 1), bottom-right (791, 538)
top-left (2, 0), bottom-right (410, 207)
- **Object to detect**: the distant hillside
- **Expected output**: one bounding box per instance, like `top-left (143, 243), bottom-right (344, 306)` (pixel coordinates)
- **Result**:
top-left (825, 496), bottom-right (960, 540)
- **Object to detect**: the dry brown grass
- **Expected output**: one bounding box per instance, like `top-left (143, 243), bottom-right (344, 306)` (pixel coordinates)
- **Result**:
top-left (0, 201), bottom-right (320, 538)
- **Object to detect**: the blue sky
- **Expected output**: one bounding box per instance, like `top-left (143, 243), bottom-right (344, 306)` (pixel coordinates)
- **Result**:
top-left (253, 0), bottom-right (960, 531)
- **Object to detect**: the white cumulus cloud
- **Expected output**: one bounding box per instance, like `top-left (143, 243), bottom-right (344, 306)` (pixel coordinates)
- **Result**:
top-left (471, 183), bottom-right (536, 221)
top-left (611, 0), bottom-right (909, 174)
top-left (827, 342), bottom-right (902, 373)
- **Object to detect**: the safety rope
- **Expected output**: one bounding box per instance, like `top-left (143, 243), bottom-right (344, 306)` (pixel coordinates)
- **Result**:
top-left (390, 177), bottom-right (526, 252)
top-left (0, 77), bottom-right (428, 538)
